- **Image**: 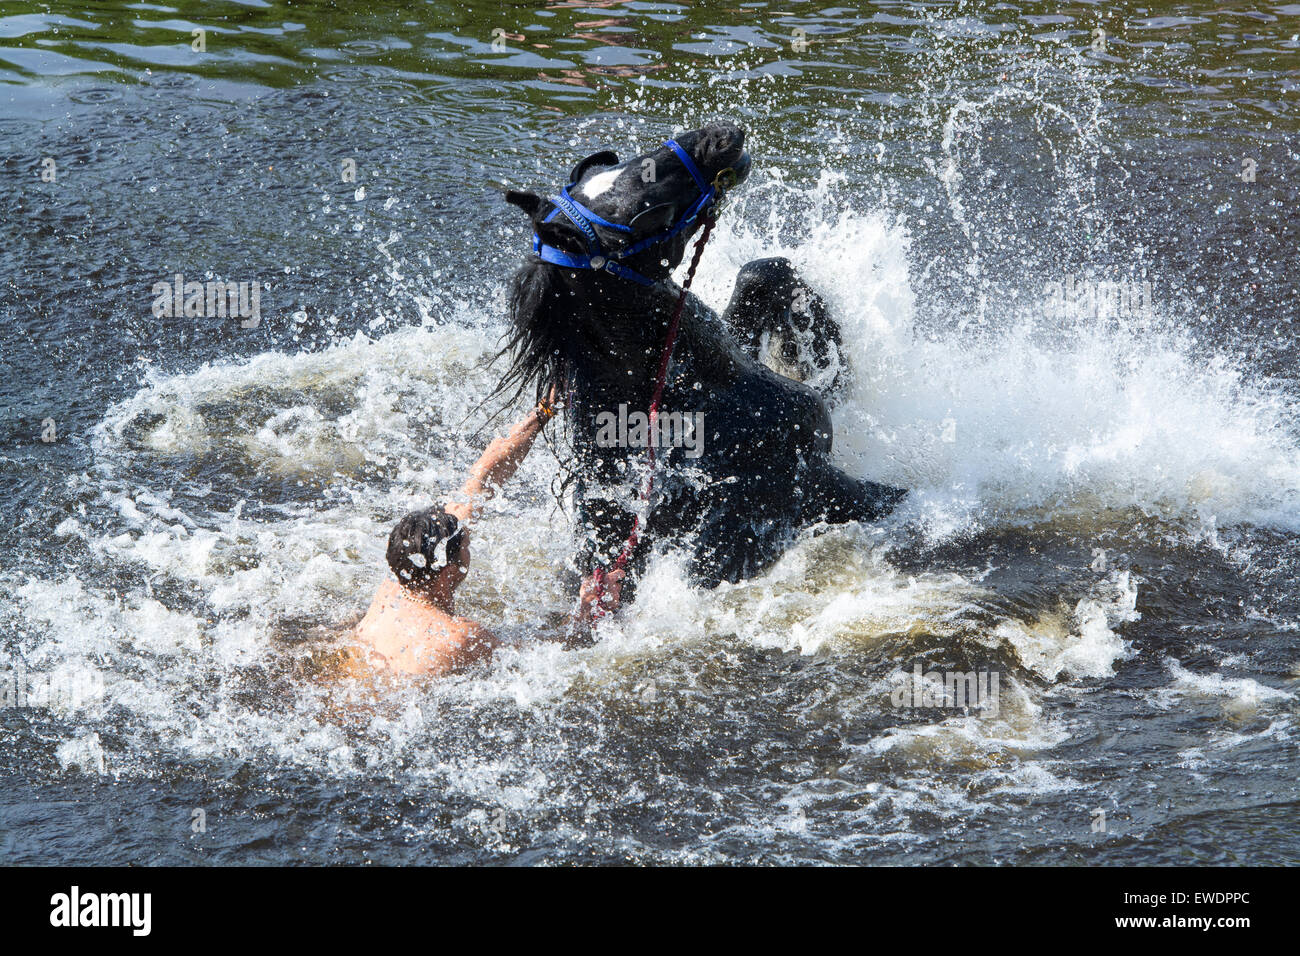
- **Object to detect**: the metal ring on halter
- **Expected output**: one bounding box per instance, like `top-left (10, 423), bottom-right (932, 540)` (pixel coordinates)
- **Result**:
top-left (709, 167), bottom-right (738, 214)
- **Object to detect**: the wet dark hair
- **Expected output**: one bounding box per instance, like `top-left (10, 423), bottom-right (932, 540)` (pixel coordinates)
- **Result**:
top-left (386, 508), bottom-right (465, 594)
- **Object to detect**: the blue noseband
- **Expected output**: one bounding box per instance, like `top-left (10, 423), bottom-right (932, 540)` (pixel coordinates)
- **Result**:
top-left (532, 140), bottom-right (729, 287)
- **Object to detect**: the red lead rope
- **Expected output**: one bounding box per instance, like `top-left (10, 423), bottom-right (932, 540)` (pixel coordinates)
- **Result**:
top-left (588, 214), bottom-right (716, 623)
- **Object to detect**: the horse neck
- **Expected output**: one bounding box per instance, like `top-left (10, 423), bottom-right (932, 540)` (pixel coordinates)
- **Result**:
top-left (557, 272), bottom-right (681, 404)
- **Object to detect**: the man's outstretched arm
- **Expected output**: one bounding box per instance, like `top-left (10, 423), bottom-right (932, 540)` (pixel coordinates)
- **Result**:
top-left (446, 387), bottom-right (557, 525)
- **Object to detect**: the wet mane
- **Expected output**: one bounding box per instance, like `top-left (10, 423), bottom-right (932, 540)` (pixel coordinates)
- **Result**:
top-left (492, 257), bottom-right (570, 409)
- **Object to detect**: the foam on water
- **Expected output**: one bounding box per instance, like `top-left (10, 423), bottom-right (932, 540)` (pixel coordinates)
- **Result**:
top-left (992, 571), bottom-right (1139, 682)
top-left (1156, 659), bottom-right (1295, 712)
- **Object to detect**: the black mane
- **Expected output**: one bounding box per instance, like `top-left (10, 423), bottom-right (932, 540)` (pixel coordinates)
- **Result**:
top-left (493, 258), bottom-right (568, 409)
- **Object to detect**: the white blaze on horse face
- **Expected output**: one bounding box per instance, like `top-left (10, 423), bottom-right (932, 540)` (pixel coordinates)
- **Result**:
top-left (579, 166), bottom-right (623, 200)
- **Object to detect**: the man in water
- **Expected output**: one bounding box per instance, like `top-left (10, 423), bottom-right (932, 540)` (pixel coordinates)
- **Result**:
top-left (357, 392), bottom-right (623, 676)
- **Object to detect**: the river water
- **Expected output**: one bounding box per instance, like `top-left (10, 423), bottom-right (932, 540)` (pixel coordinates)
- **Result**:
top-left (1, 1), bottom-right (1298, 864)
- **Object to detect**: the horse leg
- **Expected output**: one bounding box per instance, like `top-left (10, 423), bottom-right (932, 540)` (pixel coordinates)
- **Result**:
top-left (798, 459), bottom-right (906, 525)
top-left (721, 257), bottom-right (845, 395)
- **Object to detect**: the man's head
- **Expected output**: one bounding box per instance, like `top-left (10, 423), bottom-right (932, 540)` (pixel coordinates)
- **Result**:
top-left (506, 120), bottom-right (752, 281)
top-left (386, 508), bottom-right (469, 597)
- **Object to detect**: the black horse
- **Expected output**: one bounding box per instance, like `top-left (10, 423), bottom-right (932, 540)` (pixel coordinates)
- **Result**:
top-left (498, 121), bottom-right (904, 593)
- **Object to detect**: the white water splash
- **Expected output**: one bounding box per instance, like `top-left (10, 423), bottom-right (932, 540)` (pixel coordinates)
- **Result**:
top-left (696, 177), bottom-right (1300, 542)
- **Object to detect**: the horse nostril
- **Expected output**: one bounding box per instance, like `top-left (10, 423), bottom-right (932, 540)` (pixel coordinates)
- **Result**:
top-left (731, 152), bottom-right (752, 184)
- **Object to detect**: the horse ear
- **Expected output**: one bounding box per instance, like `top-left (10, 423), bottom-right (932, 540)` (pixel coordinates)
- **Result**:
top-left (535, 218), bottom-right (590, 255)
top-left (506, 190), bottom-right (543, 218)
top-left (569, 150), bottom-right (619, 185)
top-left (628, 202), bottom-right (677, 236)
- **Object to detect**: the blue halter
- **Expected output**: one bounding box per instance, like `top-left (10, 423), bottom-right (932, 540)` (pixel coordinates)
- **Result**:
top-left (532, 140), bottom-right (730, 287)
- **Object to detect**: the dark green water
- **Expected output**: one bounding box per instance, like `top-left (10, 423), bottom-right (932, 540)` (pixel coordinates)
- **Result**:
top-left (1, 1), bottom-right (1298, 864)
